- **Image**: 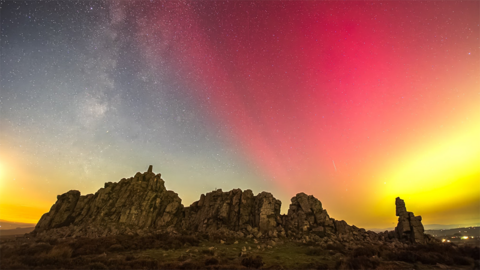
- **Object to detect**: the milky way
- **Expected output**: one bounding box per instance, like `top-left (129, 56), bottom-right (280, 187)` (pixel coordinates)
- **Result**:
top-left (1, 1), bottom-right (479, 228)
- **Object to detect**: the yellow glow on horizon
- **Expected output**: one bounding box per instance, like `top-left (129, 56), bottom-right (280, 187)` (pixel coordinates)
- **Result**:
top-left (0, 151), bottom-right (51, 224)
top-left (0, 203), bottom-right (45, 224)
top-left (0, 161), bottom-right (3, 179)
top-left (381, 125), bottom-right (480, 221)
top-left (0, 159), bottom-right (6, 191)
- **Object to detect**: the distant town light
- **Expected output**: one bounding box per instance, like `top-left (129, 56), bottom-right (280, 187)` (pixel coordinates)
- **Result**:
top-left (442, 239), bottom-right (446, 242)
top-left (461, 236), bottom-right (468, 239)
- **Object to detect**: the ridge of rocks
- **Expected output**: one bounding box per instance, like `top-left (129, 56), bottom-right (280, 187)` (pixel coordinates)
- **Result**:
top-left (32, 166), bottom-right (431, 244)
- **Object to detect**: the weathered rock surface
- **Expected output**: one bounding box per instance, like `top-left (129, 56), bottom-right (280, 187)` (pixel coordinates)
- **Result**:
top-left (283, 193), bottom-right (373, 242)
top-left (182, 189), bottom-right (282, 236)
top-left (285, 193), bottom-right (333, 236)
top-left (35, 190), bottom-right (81, 232)
top-left (394, 197), bottom-right (425, 243)
top-left (33, 166), bottom-right (183, 238)
top-left (32, 166), bottom-right (430, 245)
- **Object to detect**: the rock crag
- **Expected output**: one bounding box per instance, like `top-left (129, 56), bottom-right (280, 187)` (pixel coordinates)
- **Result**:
top-left (32, 166), bottom-right (431, 246)
top-left (34, 166), bottom-right (182, 238)
top-left (394, 197), bottom-right (425, 243)
top-left (182, 189), bottom-right (282, 238)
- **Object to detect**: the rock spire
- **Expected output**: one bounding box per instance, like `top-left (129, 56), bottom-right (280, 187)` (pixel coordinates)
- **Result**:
top-left (395, 197), bottom-right (425, 243)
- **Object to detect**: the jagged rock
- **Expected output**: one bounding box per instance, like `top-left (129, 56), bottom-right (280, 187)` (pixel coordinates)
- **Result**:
top-left (182, 189), bottom-right (282, 234)
top-left (284, 193), bottom-right (341, 236)
top-left (395, 197), bottom-right (407, 217)
top-left (334, 220), bottom-right (351, 235)
top-left (35, 190), bottom-right (80, 231)
top-left (394, 197), bottom-right (425, 243)
top-left (255, 192), bottom-right (282, 232)
top-left (33, 166), bottom-right (431, 247)
top-left (33, 166), bottom-right (183, 237)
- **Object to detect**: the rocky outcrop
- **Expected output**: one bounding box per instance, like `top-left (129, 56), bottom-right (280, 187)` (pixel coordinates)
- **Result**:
top-left (32, 166), bottom-right (430, 245)
top-left (394, 197), bottom-right (425, 243)
top-left (33, 166), bottom-right (183, 238)
top-left (285, 193), bottom-right (333, 236)
top-left (283, 193), bottom-right (372, 241)
top-left (182, 189), bottom-right (282, 238)
top-left (35, 190), bottom-right (81, 231)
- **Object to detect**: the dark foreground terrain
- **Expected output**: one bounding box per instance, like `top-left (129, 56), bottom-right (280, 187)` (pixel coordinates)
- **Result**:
top-left (0, 227), bottom-right (35, 236)
top-left (1, 232), bottom-right (479, 270)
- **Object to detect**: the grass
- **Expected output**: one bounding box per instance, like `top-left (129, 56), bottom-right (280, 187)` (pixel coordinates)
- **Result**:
top-left (141, 240), bottom-right (334, 269)
top-left (1, 234), bottom-right (477, 269)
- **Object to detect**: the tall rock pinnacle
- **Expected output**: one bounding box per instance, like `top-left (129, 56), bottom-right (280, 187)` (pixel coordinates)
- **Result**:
top-left (394, 197), bottom-right (425, 243)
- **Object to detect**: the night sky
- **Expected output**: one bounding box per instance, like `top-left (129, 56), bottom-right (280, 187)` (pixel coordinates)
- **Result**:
top-left (1, 0), bottom-right (479, 229)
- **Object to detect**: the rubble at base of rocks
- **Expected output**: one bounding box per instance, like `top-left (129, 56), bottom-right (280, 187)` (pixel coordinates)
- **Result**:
top-left (31, 166), bottom-right (434, 246)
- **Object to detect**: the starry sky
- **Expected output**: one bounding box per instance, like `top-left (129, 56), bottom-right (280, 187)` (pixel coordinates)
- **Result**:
top-left (1, 0), bottom-right (479, 229)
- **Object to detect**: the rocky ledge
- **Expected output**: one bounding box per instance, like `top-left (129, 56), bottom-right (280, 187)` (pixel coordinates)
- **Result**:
top-left (31, 166), bottom-right (435, 246)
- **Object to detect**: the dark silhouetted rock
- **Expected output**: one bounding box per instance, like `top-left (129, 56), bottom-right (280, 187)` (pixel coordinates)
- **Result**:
top-left (395, 197), bottom-right (407, 216)
top-left (182, 189), bottom-right (282, 236)
top-left (286, 193), bottom-right (327, 233)
top-left (284, 193), bottom-right (357, 237)
top-left (32, 166), bottom-right (431, 247)
top-left (33, 166), bottom-right (183, 238)
top-left (394, 197), bottom-right (425, 243)
top-left (35, 190), bottom-right (80, 231)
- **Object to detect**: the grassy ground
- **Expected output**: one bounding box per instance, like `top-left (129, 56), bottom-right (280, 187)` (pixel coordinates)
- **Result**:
top-left (141, 240), bottom-right (334, 268)
top-left (1, 233), bottom-right (478, 269)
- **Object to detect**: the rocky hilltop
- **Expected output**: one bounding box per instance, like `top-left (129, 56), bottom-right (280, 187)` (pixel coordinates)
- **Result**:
top-left (35, 166), bottom-right (182, 238)
top-left (32, 166), bottom-right (433, 245)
